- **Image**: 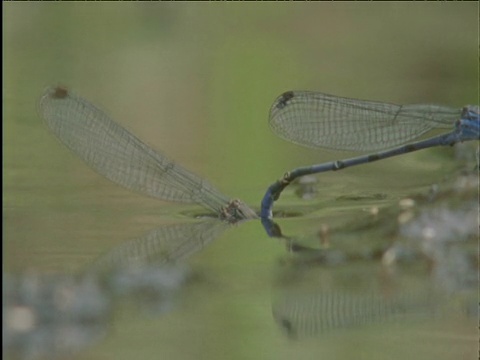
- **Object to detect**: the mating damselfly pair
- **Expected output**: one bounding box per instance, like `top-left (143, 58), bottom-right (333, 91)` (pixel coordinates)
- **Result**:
top-left (38, 86), bottom-right (479, 223)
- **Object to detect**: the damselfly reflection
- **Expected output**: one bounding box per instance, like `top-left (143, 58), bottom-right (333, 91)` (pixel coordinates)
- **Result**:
top-left (4, 219), bottom-right (228, 359)
top-left (273, 286), bottom-right (437, 339)
top-left (89, 219), bottom-right (228, 274)
top-left (271, 258), bottom-right (476, 340)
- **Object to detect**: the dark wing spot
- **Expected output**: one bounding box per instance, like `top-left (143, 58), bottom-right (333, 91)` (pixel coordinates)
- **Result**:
top-left (51, 86), bottom-right (69, 99)
top-left (280, 318), bottom-right (297, 338)
top-left (276, 91), bottom-right (295, 109)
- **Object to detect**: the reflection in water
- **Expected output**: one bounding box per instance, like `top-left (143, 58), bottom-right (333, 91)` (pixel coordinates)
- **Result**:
top-left (271, 258), bottom-right (474, 340)
top-left (293, 175), bottom-right (318, 200)
top-left (108, 263), bottom-right (188, 315)
top-left (3, 273), bottom-right (109, 360)
top-left (3, 219), bottom-right (230, 359)
top-left (90, 219), bottom-right (229, 314)
top-left (268, 169), bottom-right (477, 340)
top-left (90, 220), bottom-right (228, 272)
top-left (273, 285), bottom-right (435, 340)
top-left (6, 154), bottom-right (474, 357)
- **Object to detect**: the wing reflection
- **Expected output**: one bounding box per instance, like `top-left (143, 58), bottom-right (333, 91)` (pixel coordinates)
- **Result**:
top-left (3, 219), bottom-right (229, 360)
top-left (273, 286), bottom-right (435, 340)
top-left (90, 219), bottom-right (228, 272)
top-left (89, 219), bottom-right (230, 314)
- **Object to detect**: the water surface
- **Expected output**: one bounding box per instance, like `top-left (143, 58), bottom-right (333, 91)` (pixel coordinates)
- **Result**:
top-left (4, 3), bottom-right (478, 360)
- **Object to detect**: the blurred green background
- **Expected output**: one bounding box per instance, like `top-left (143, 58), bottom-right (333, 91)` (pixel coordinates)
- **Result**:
top-left (4, 3), bottom-right (478, 205)
top-left (3, 3), bottom-right (478, 360)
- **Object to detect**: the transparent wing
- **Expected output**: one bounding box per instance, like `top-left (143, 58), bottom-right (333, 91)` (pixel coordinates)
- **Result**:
top-left (269, 91), bottom-right (461, 152)
top-left (39, 87), bottom-right (230, 213)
